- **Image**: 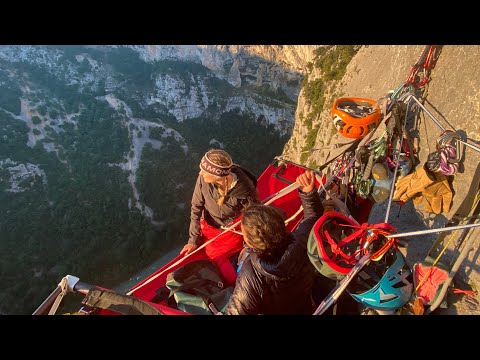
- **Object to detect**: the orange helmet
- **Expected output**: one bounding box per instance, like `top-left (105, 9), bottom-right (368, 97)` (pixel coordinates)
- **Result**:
top-left (332, 97), bottom-right (382, 139)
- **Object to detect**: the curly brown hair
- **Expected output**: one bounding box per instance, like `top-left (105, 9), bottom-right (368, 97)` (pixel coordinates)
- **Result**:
top-left (241, 204), bottom-right (289, 261)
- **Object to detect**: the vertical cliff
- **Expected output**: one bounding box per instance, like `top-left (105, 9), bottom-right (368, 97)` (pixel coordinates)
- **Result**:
top-left (283, 45), bottom-right (480, 314)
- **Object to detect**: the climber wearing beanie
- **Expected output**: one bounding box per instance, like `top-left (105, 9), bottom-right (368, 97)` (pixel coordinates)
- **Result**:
top-left (180, 149), bottom-right (259, 283)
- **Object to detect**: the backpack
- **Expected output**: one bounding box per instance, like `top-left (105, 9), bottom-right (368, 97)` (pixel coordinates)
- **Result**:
top-left (165, 259), bottom-right (234, 315)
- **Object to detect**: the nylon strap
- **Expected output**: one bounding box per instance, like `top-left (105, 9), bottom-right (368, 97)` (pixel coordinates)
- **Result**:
top-left (48, 277), bottom-right (69, 315)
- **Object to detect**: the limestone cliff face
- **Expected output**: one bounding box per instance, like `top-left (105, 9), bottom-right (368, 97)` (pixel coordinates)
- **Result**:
top-left (283, 45), bottom-right (480, 314)
top-left (131, 45), bottom-right (320, 133)
top-left (229, 45), bottom-right (319, 71)
top-left (137, 45), bottom-right (316, 72)
top-left (133, 45), bottom-right (318, 100)
top-left (0, 45), bottom-right (319, 135)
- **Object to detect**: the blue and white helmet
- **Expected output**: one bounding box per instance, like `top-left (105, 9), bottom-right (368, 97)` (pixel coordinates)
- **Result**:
top-left (347, 248), bottom-right (413, 311)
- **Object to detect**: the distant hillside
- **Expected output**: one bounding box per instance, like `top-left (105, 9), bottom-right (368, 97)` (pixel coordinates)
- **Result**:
top-left (0, 45), bottom-right (317, 314)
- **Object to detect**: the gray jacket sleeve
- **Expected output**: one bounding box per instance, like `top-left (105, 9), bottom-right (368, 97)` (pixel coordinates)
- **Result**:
top-left (188, 176), bottom-right (204, 245)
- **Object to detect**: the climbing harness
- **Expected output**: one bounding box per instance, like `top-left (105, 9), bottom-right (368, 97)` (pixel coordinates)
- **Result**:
top-left (309, 212), bottom-right (397, 280)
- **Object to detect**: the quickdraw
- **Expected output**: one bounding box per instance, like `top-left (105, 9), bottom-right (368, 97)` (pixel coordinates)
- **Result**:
top-left (353, 134), bottom-right (389, 198)
top-left (405, 45), bottom-right (440, 88)
top-left (436, 129), bottom-right (464, 163)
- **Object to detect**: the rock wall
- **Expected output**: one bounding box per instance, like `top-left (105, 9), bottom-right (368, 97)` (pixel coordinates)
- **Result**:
top-left (133, 45), bottom-right (318, 100)
top-left (284, 45), bottom-right (480, 314)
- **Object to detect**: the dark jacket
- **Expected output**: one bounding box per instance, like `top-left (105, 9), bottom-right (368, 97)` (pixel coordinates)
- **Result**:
top-left (188, 165), bottom-right (258, 245)
top-left (224, 188), bottom-right (323, 315)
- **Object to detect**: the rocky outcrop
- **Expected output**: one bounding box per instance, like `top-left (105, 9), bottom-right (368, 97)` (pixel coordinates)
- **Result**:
top-left (132, 45), bottom-right (318, 102)
top-left (136, 45), bottom-right (316, 72)
top-left (0, 45), bottom-right (320, 134)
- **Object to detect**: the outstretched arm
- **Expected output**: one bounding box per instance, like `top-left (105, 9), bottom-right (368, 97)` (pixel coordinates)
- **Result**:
top-left (293, 170), bottom-right (323, 243)
top-left (181, 176), bottom-right (205, 255)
